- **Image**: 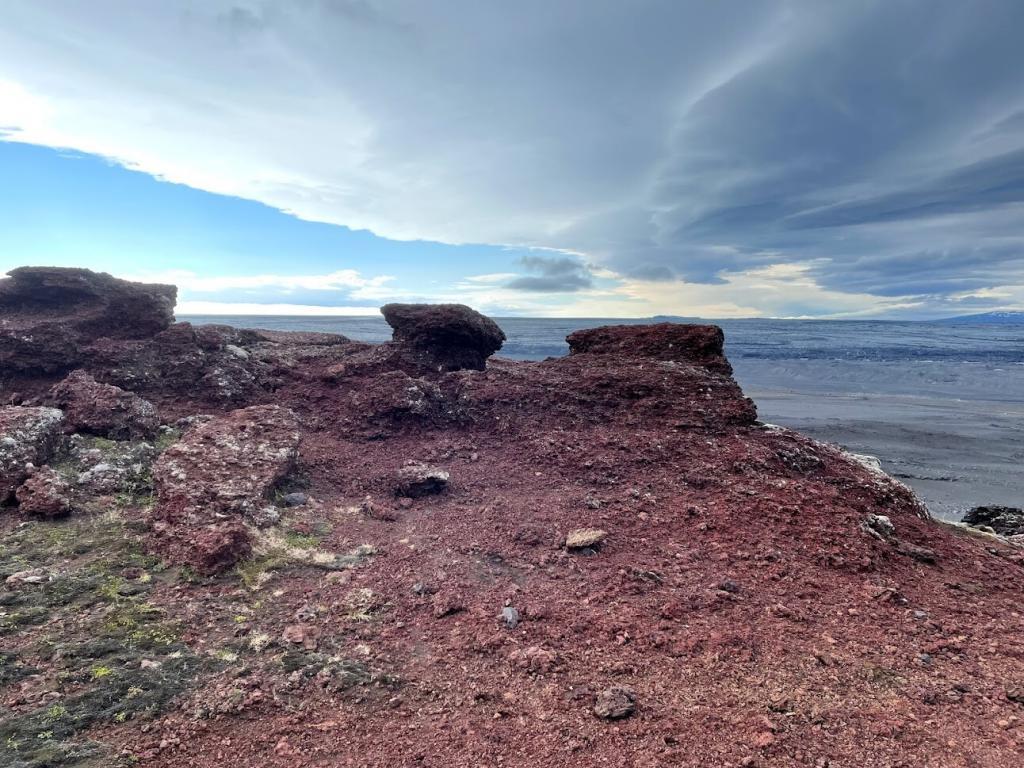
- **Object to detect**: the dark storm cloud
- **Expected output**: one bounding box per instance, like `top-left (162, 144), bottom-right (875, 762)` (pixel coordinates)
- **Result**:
top-left (505, 254), bottom-right (593, 293)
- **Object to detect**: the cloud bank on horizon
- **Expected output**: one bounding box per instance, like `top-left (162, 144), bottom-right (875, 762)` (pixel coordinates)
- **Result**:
top-left (1, 0), bottom-right (1023, 318)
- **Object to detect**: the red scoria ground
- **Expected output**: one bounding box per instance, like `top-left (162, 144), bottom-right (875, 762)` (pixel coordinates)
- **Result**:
top-left (5, 337), bottom-right (1024, 768)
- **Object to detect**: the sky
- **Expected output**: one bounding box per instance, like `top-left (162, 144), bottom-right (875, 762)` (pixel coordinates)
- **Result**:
top-left (1, 0), bottom-right (1023, 319)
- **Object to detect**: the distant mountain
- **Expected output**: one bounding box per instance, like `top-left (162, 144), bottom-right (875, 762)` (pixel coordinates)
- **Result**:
top-left (932, 310), bottom-right (1024, 325)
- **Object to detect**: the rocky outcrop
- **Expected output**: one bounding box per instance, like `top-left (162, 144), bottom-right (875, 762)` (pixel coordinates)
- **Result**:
top-left (48, 370), bottom-right (159, 440)
top-left (0, 266), bottom-right (176, 376)
top-left (963, 505), bottom-right (1024, 536)
top-left (381, 303), bottom-right (505, 371)
top-left (0, 405), bottom-right (64, 503)
top-left (567, 322), bottom-right (733, 375)
top-left (151, 405), bottom-right (301, 572)
top-left (460, 353), bottom-right (757, 430)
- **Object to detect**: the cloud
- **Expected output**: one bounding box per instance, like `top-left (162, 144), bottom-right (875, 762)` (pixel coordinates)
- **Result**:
top-left (504, 254), bottom-right (594, 292)
top-left (123, 267), bottom-right (396, 307)
top-left (1, 1), bottom-right (1023, 315)
top-left (125, 268), bottom-right (394, 297)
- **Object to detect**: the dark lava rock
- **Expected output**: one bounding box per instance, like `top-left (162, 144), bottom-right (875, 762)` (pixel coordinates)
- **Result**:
top-left (0, 266), bottom-right (176, 376)
top-left (0, 405), bottom-right (65, 503)
top-left (593, 685), bottom-right (637, 719)
top-left (87, 322), bottom-right (268, 407)
top-left (15, 466), bottom-right (72, 518)
top-left (395, 462), bottom-right (450, 498)
top-left (281, 492), bottom-right (309, 507)
top-left (48, 370), bottom-right (159, 440)
top-left (567, 323), bottom-right (733, 375)
top-left (381, 303), bottom-right (505, 371)
top-left (963, 505), bottom-right (1024, 536)
top-left (151, 404), bottom-right (300, 572)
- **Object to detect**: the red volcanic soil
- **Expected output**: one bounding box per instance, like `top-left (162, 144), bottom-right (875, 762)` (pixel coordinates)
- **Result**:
top-left (1, 270), bottom-right (1023, 768)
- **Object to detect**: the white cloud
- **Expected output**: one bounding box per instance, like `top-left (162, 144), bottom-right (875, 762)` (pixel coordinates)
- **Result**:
top-left (176, 300), bottom-right (381, 316)
top-left (122, 268), bottom-right (394, 299)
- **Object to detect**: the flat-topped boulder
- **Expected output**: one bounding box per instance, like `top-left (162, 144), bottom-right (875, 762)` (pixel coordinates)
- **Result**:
top-left (0, 405), bottom-right (64, 503)
top-left (566, 322), bottom-right (732, 374)
top-left (381, 303), bottom-right (505, 371)
top-left (0, 266), bottom-right (176, 376)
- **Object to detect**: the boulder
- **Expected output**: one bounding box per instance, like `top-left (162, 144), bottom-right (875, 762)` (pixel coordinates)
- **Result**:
top-left (381, 303), bottom-right (505, 371)
top-left (151, 405), bottom-right (301, 572)
top-left (49, 370), bottom-right (159, 440)
top-left (0, 266), bottom-right (176, 376)
top-left (0, 406), bottom-right (64, 503)
top-left (15, 466), bottom-right (72, 518)
top-left (566, 323), bottom-right (732, 375)
top-left (962, 505), bottom-right (1024, 537)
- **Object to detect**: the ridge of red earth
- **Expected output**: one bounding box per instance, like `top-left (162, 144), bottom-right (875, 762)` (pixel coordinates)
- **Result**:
top-left (1, 267), bottom-right (1022, 768)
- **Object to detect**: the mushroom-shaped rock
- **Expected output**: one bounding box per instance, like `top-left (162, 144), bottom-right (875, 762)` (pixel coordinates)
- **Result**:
top-left (49, 370), bottom-right (159, 440)
top-left (0, 406), bottom-right (65, 503)
top-left (151, 404), bottom-right (300, 572)
top-left (567, 323), bottom-right (732, 375)
top-left (381, 303), bottom-right (505, 371)
top-left (0, 266), bottom-right (176, 375)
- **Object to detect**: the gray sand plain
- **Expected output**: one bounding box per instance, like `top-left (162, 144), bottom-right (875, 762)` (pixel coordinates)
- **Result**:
top-left (750, 388), bottom-right (1024, 521)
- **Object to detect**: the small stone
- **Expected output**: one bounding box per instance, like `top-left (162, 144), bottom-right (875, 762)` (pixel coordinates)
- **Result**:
top-left (431, 591), bottom-right (465, 618)
top-left (718, 578), bottom-right (740, 594)
top-left (5, 567), bottom-right (50, 587)
top-left (281, 492), bottom-right (308, 507)
top-left (281, 623), bottom-right (321, 651)
top-left (593, 685), bottom-right (636, 719)
top-left (247, 505), bottom-right (281, 528)
top-left (900, 542), bottom-right (937, 564)
top-left (566, 528), bottom-right (608, 550)
top-left (501, 606), bottom-right (520, 629)
top-left (510, 646), bottom-right (557, 674)
top-left (395, 463), bottom-right (449, 498)
top-left (863, 514), bottom-right (895, 540)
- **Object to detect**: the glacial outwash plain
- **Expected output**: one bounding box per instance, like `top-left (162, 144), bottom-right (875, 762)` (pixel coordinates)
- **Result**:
top-left (2, 266), bottom-right (1023, 767)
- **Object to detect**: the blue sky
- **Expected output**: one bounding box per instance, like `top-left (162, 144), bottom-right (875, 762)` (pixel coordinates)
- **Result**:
top-left (1, 1), bottom-right (1023, 318)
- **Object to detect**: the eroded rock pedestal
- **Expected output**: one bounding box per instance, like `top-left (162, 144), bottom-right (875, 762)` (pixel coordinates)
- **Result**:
top-left (381, 302), bottom-right (506, 371)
